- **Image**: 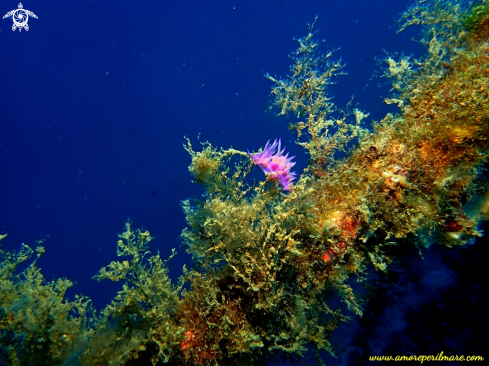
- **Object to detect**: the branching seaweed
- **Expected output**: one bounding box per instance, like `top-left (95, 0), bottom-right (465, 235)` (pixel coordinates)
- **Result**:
top-left (2, 1), bottom-right (489, 365)
top-left (0, 238), bottom-right (93, 366)
top-left (266, 19), bottom-right (369, 175)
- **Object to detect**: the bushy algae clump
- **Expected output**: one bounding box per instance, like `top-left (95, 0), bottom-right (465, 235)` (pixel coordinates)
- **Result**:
top-left (0, 226), bottom-right (185, 366)
top-left (1, 1), bottom-right (489, 365)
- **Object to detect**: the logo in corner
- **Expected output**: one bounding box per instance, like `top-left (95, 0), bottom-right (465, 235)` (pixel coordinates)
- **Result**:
top-left (3, 3), bottom-right (38, 32)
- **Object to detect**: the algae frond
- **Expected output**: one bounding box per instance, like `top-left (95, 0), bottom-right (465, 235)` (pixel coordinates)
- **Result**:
top-left (1, 1), bottom-right (489, 365)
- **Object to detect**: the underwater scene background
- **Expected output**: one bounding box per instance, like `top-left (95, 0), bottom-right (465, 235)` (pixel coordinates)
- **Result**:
top-left (1, 0), bottom-right (488, 365)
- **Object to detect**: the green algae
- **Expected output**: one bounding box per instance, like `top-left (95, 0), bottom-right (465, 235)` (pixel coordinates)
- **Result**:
top-left (464, 0), bottom-right (489, 37)
top-left (1, 1), bottom-right (489, 365)
top-left (0, 239), bottom-right (93, 366)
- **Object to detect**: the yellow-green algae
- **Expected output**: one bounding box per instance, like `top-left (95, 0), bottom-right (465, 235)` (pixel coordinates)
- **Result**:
top-left (1, 1), bottom-right (489, 365)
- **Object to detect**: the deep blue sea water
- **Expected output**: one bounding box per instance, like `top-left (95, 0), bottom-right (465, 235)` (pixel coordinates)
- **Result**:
top-left (1, 1), bottom-right (487, 364)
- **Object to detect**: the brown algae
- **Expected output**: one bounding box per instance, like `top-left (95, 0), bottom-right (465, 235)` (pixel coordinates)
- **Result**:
top-left (1, 1), bottom-right (489, 365)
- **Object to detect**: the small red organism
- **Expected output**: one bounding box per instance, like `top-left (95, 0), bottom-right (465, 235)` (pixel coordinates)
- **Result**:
top-left (181, 330), bottom-right (195, 351)
top-left (180, 327), bottom-right (215, 364)
top-left (322, 240), bottom-right (347, 263)
top-left (322, 215), bottom-right (360, 262)
top-left (322, 252), bottom-right (332, 262)
top-left (339, 215), bottom-right (359, 239)
top-left (441, 205), bottom-right (468, 233)
top-left (444, 216), bottom-right (465, 232)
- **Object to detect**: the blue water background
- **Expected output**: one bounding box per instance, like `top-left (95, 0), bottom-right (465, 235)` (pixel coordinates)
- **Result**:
top-left (1, 0), bottom-right (487, 364)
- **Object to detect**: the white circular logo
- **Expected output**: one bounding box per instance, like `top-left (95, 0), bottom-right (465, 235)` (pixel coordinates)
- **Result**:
top-left (2, 3), bottom-right (38, 32)
top-left (13, 9), bottom-right (28, 28)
